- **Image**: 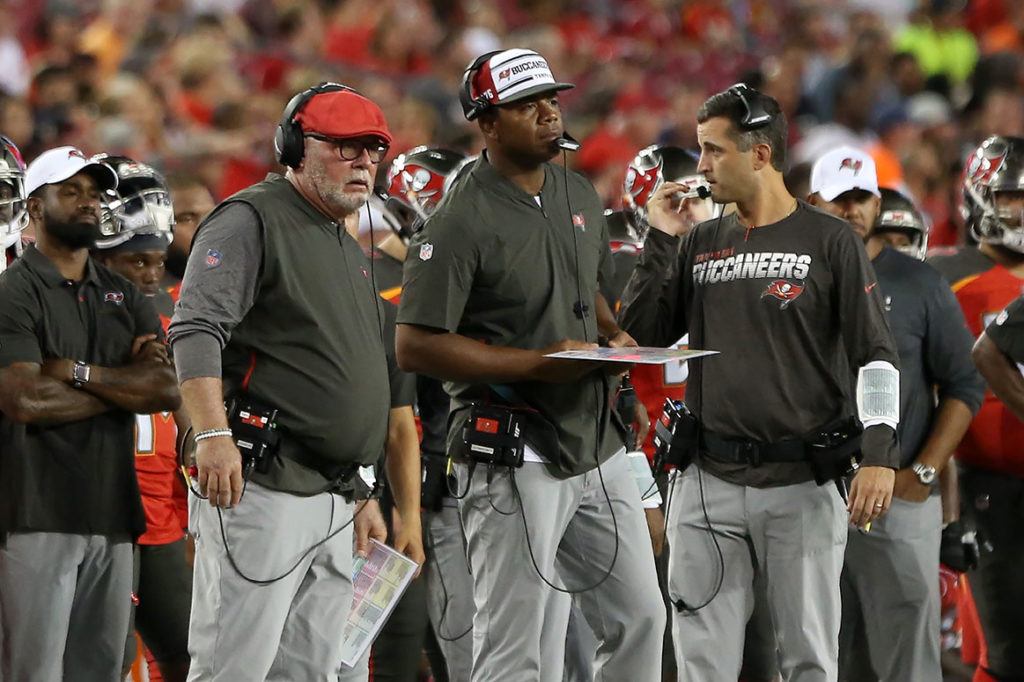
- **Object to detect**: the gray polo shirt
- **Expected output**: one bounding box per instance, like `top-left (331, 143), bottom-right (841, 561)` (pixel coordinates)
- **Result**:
top-left (0, 245), bottom-right (157, 539)
top-left (169, 175), bottom-right (393, 493)
top-left (397, 154), bottom-right (624, 476)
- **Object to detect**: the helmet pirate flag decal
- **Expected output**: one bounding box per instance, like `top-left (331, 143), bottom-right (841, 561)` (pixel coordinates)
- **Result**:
top-left (392, 165), bottom-right (444, 210)
top-left (623, 156), bottom-right (663, 212)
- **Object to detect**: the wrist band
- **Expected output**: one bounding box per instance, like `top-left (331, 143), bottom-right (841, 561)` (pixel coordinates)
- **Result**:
top-left (194, 428), bottom-right (234, 444)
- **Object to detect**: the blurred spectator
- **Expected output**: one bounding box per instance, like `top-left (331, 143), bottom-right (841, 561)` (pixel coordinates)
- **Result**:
top-left (0, 4), bottom-right (30, 97)
top-left (980, 2), bottom-right (1024, 55)
top-left (895, 0), bottom-right (979, 86)
top-left (0, 0), bottom-right (1018, 297)
top-left (79, 0), bottom-right (157, 79)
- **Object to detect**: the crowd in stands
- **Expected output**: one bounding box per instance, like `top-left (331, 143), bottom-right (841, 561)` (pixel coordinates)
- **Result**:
top-left (0, 0), bottom-right (1021, 249)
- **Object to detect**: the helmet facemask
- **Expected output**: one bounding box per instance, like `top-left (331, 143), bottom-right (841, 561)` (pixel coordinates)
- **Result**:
top-left (96, 169), bottom-right (175, 249)
top-left (0, 136), bottom-right (27, 251)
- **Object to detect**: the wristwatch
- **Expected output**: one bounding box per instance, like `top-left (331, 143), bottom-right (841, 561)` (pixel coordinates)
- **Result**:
top-left (72, 361), bottom-right (91, 389)
top-left (911, 462), bottom-right (937, 486)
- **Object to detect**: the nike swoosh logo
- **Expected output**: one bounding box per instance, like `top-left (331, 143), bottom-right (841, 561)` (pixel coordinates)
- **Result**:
top-left (865, 282), bottom-right (878, 293)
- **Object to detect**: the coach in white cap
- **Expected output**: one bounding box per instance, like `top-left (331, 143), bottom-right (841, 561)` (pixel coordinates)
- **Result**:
top-left (0, 145), bottom-right (179, 682)
top-left (809, 144), bottom-right (984, 682)
top-left (807, 145), bottom-right (882, 240)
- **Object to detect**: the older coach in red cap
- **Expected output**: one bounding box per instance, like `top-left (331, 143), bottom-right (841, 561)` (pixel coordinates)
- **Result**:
top-left (169, 83), bottom-right (421, 681)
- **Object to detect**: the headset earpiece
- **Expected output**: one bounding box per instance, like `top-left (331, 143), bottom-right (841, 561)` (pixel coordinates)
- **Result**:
top-left (460, 51), bottom-right (503, 121)
top-left (274, 82), bottom-right (362, 168)
top-left (727, 83), bottom-right (773, 131)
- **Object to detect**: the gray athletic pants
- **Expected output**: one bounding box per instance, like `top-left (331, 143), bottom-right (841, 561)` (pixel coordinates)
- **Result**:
top-left (424, 503), bottom-right (474, 682)
top-left (454, 449), bottom-right (665, 682)
top-left (0, 531), bottom-right (133, 682)
top-left (666, 466), bottom-right (846, 682)
top-left (423, 504), bottom-right (585, 682)
top-left (187, 480), bottom-right (366, 682)
top-left (839, 495), bottom-right (942, 681)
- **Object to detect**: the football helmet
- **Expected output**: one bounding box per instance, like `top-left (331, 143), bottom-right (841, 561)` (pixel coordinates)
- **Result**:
top-left (962, 135), bottom-right (1024, 252)
top-left (605, 208), bottom-right (642, 253)
top-left (93, 155), bottom-right (174, 249)
top-left (0, 135), bottom-right (27, 253)
top-left (385, 147), bottom-right (467, 241)
top-left (623, 145), bottom-right (712, 238)
top-left (873, 187), bottom-right (929, 260)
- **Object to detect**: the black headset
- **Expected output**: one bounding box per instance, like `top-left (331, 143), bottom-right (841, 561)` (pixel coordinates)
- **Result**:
top-left (459, 51), bottom-right (503, 121)
top-left (726, 83), bottom-right (774, 130)
top-left (274, 81), bottom-right (362, 168)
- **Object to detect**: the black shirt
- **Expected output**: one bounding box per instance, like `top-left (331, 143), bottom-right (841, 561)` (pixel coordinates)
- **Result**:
top-left (620, 202), bottom-right (899, 487)
top-left (0, 245), bottom-right (158, 539)
top-left (985, 293), bottom-right (1024, 364)
top-left (872, 248), bottom-right (984, 468)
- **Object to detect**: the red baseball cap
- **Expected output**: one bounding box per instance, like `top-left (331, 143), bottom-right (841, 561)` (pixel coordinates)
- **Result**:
top-left (294, 89), bottom-right (392, 144)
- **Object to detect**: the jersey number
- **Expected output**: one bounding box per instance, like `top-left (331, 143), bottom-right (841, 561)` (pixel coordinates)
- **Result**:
top-left (134, 414), bottom-right (155, 455)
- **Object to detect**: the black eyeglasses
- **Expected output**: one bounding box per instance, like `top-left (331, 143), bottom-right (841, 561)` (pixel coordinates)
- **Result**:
top-left (304, 134), bottom-right (390, 163)
top-left (727, 83), bottom-right (773, 130)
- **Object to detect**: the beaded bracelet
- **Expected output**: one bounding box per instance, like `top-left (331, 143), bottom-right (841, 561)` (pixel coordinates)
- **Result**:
top-left (193, 428), bottom-right (234, 444)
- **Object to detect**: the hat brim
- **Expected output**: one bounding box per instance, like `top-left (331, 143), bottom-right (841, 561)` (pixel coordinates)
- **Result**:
top-left (818, 184), bottom-right (881, 202)
top-left (497, 82), bottom-right (575, 107)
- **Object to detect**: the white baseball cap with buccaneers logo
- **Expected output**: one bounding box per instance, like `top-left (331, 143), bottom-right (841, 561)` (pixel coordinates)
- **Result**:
top-left (463, 48), bottom-right (574, 120)
top-left (25, 146), bottom-right (118, 196)
top-left (810, 145), bottom-right (880, 202)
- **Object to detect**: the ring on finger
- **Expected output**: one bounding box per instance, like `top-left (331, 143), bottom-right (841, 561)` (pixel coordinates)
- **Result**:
top-left (873, 502), bottom-right (884, 509)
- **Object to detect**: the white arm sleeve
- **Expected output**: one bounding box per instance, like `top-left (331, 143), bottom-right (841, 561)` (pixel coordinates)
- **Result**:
top-left (857, 360), bottom-right (900, 431)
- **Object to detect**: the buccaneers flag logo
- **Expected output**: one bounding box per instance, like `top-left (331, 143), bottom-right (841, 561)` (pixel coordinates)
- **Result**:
top-left (839, 158), bottom-right (863, 174)
top-left (761, 279), bottom-right (804, 309)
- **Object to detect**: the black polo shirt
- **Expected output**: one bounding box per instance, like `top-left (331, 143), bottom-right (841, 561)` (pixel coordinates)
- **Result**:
top-left (0, 245), bottom-right (158, 539)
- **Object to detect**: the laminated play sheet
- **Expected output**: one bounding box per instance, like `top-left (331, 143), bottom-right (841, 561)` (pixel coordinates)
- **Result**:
top-left (340, 539), bottom-right (419, 668)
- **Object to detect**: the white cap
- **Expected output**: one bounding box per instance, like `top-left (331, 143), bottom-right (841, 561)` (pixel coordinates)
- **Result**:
top-left (463, 48), bottom-right (574, 120)
top-left (809, 146), bottom-right (880, 202)
top-left (25, 146), bottom-right (118, 196)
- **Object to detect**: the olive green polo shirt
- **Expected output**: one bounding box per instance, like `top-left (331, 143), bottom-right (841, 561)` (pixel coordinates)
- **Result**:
top-left (398, 154), bottom-right (624, 476)
top-left (0, 245), bottom-right (158, 539)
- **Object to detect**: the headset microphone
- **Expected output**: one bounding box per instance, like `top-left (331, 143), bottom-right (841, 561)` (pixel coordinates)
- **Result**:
top-left (555, 132), bottom-right (581, 152)
top-left (696, 185), bottom-right (711, 200)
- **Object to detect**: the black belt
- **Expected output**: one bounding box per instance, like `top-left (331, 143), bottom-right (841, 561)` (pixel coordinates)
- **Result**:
top-left (701, 429), bottom-right (807, 467)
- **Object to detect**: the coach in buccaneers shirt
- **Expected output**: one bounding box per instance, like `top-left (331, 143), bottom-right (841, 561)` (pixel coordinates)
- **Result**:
top-left (619, 85), bottom-right (899, 682)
